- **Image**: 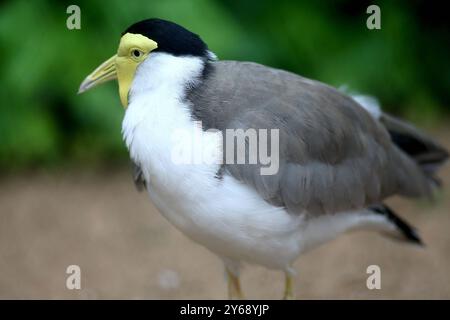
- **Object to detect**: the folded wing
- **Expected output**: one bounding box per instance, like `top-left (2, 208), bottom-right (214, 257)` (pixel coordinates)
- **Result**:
top-left (186, 61), bottom-right (446, 215)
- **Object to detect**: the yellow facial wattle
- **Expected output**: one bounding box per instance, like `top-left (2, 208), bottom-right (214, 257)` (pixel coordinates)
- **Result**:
top-left (78, 32), bottom-right (158, 107)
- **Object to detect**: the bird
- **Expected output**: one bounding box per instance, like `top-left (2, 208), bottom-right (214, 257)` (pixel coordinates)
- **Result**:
top-left (78, 18), bottom-right (448, 299)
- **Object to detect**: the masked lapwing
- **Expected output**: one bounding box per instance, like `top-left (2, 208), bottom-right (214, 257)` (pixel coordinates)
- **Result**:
top-left (79, 18), bottom-right (448, 299)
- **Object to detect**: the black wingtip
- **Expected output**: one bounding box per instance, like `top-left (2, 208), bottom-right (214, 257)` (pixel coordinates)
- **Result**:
top-left (404, 227), bottom-right (425, 247)
top-left (369, 204), bottom-right (425, 247)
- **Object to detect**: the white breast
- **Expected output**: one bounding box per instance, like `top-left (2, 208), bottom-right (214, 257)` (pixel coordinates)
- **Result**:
top-left (121, 53), bottom-right (373, 271)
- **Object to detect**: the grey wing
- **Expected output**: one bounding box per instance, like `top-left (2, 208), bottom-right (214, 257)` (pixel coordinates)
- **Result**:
top-left (187, 61), bottom-right (435, 215)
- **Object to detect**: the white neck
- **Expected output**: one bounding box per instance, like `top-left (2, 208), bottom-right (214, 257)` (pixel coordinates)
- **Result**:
top-left (122, 52), bottom-right (206, 146)
top-left (121, 53), bottom-right (220, 191)
top-left (129, 52), bottom-right (205, 100)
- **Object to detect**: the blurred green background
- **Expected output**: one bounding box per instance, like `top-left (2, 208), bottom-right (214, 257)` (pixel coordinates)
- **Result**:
top-left (0, 0), bottom-right (449, 171)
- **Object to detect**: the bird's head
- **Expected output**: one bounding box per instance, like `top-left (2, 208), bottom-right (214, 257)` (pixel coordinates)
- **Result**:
top-left (78, 18), bottom-right (210, 107)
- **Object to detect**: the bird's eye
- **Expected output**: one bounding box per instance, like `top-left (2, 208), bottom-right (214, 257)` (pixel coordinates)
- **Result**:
top-left (131, 49), bottom-right (142, 58)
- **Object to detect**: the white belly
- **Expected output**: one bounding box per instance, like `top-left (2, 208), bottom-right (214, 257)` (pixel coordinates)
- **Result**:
top-left (148, 172), bottom-right (307, 269)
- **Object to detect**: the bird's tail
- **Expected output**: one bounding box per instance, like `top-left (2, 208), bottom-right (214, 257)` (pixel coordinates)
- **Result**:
top-left (380, 113), bottom-right (449, 187)
top-left (368, 204), bottom-right (423, 246)
top-left (348, 91), bottom-right (448, 189)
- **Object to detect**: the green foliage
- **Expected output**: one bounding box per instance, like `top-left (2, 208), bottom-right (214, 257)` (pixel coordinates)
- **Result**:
top-left (0, 0), bottom-right (448, 170)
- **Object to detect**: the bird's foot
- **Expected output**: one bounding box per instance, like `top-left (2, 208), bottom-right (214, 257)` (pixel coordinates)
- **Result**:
top-left (227, 269), bottom-right (245, 300)
top-left (283, 273), bottom-right (296, 300)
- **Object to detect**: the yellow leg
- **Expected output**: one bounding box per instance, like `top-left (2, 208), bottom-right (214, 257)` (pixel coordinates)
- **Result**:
top-left (283, 273), bottom-right (295, 300)
top-left (226, 269), bottom-right (244, 300)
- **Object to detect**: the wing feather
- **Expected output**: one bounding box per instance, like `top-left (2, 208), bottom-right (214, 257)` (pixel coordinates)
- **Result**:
top-left (186, 61), bottom-right (433, 214)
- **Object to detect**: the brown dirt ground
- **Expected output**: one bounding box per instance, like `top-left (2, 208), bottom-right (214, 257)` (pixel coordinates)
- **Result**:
top-left (1, 130), bottom-right (449, 299)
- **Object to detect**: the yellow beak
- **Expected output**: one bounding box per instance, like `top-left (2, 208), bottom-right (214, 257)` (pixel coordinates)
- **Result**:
top-left (78, 55), bottom-right (117, 94)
